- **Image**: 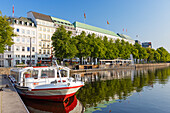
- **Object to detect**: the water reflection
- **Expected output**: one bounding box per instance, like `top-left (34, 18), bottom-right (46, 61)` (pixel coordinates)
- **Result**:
top-left (75, 67), bottom-right (170, 113)
top-left (22, 95), bottom-right (84, 113)
top-left (74, 69), bottom-right (135, 83)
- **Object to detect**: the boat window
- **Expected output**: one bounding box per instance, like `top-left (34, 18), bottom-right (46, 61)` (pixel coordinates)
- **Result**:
top-left (32, 70), bottom-right (38, 79)
top-left (60, 70), bottom-right (67, 77)
top-left (41, 69), bottom-right (55, 78)
top-left (23, 69), bottom-right (32, 78)
top-left (11, 71), bottom-right (19, 82)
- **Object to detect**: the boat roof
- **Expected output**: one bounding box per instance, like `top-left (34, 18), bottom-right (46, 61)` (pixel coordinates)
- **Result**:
top-left (10, 66), bottom-right (70, 72)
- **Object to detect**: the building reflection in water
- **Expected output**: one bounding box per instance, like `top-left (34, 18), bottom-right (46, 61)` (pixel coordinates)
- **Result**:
top-left (22, 95), bottom-right (84, 113)
top-left (72, 69), bottom-right (135, 83)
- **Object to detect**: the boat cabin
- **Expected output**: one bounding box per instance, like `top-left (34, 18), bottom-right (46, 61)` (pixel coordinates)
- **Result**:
top-left (10, 66), bottom-right (71, 88)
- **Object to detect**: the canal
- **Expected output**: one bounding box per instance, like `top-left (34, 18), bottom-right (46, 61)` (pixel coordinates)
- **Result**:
top-left (22, 67), bottom-right (170, 113)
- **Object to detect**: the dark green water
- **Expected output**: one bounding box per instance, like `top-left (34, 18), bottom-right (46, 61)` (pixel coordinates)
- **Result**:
top-left (23, 67), bottom-right (170, 113)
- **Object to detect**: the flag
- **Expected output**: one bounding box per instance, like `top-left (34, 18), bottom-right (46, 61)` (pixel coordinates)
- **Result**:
top-left (107, 20), bottom-right (109, 24)
top-left (84, 13), bottom-right (86, 19)
top-left (123, 28), bottom-right (124, 32)
top-left (12, 5), bottom-right (14, 14)
top-left (126, 29), bottom-right (127, 32)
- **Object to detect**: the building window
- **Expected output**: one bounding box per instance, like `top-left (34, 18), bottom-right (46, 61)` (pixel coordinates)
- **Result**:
top-left (32, 47), bottom-right (35, 52)
top-left (42, 22), bottom-right (45, 25)
top-left (21, 55), bottom-right (25, 58)
top-left (22, 38), bottom-right (25, 43)
top-left (39, 49), bottom-right (41, 54)
top-left (27, 47), bottom-right (30, 51)
top-left (51, 29), bottom-right (54, 33)
top-left (39, 34), bottom-right (42, 38)
top-left (32, 55), bottom-right (35, 58)
top-left (22, 60), bottom-right (25, 64)
top-left (22, 29), bottom-right (25, 34)
top-left (47, 50), bottom-right (50, 54)
top-left (16, 55), bottom-right (20, 58)
top-left (47, 43), bottom-right (50, 48)
top-left (16, 46), bottom-right (19, 51)
top-left (43, 50), bottom-right (46, 54)
top-left (43, 34), bottom-right (46, 39)
top-left (47, 35), bottom-right (50, 40)
top-left (22, 47), bottom-right (25, 51)
top-left (16, 60), bottom-right (20, 64)
top-left (32, 31), bottom-right (35, 35)
top-left (27, 39), bottom-right (30, 43)
top-left (27, 55), bottom-right (30, 58)
top-left (43, 28), bottom-right (46, 32)
top-left (47, 28), bottom-right (50, 32)
top-left (39, 42), bottom-right (41, 46)
top-left (16, 37), bottom-right (20, 42)
top-left (16, 28), bottom-right (19, 32)
top-left (39, 27), bottom-right (42, 31)
top-left (8, 46), bottom-right (11, 51)
top-left (27, 30), bottom-right (30, 34)
top-left (8, 55), bottom-right (11, 58)
top-left (32, 38), bottom-right (35, 44)
top-left (43, 43), bottom-right (45, 47)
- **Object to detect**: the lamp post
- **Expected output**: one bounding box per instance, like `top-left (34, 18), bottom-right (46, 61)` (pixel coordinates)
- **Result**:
top-left (30, 37), bottom-right (32, 67)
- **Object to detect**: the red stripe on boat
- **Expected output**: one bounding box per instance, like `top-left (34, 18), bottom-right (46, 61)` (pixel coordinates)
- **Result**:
top-left (21, 92), bottom-right (76, 101)
top-left (32, 85), bottom-right (84, 91)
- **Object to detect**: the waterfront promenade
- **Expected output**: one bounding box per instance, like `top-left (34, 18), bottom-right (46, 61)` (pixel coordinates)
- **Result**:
top-left (0, 74), bottom-right (28, 113)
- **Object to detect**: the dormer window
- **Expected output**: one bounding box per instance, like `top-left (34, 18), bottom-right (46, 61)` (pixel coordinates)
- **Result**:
top-left (19, 21), bottom-right (22, 24)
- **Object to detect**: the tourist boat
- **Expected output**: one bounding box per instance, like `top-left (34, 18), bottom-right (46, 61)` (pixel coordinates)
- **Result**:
top-left (9, 66), bottom-right (84, 101)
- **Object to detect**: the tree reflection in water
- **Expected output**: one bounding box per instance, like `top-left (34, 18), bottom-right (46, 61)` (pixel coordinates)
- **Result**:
top-left (76, 67), bottom-right (170, 112)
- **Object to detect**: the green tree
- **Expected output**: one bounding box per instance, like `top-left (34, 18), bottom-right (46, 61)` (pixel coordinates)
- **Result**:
top-left (154, 50), bottom-right (161, 62)
top-left (73, 31), bottom-right (91, 64)
top-left (0, 11), bottom-right (15, 53)
top-left (146, 48), bottom-right (155, 62)
top-left (52, 25), bottom-right (78, 61)
top-left (156, 47), bottom-right (170, 62)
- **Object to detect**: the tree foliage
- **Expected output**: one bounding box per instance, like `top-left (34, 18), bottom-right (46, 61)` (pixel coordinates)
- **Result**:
top-left (0, 11), bottom-right (15, 53)
top-left (52, 25), bottom-right (170, 63)
top-left (52, 25), bottom-right (78, 60)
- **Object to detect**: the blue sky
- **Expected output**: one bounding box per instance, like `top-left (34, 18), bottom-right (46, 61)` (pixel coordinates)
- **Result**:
top-left (0, 0), bottom-right (170, 52)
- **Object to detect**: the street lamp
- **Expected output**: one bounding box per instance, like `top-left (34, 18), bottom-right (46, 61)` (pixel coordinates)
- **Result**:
top-left (29, 36), bottom-right (32, 67)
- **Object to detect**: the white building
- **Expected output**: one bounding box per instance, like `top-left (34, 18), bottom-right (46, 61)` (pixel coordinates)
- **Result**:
top-left (0, 17), bottom-right (37, 67)
top-left (73, 21), bottom-right (135, 44)
top-left (27, 11), bottom-right (56, 65)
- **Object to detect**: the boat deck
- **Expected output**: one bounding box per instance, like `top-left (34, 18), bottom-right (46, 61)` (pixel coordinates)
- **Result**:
top-left (0, 74), bottom-right (28, 113)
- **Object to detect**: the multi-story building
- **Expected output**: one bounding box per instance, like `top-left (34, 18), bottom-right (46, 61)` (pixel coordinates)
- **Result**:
top-left (0, 11), bottom-right (136, 67)
top-left (27, 11), bottom-right (56, 64)
top-left (142, 42), bottom-right (152, 48)
top-left (73, 21), bottom-right (135, 44)
top-left (0, 17), bottom-right (37, 67)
